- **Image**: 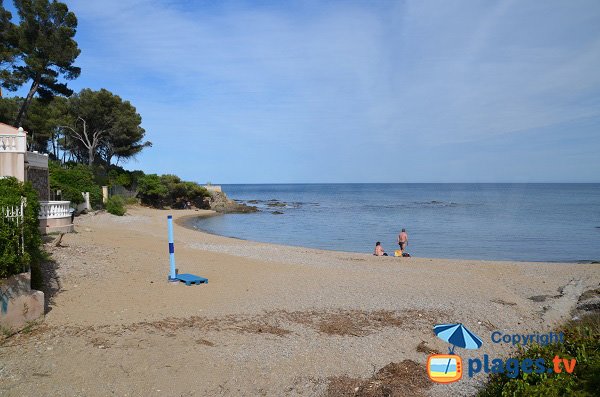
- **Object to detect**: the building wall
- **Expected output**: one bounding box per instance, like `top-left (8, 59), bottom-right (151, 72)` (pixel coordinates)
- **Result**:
top-left (0, 152), bottom-right (25, 181)
top-left (204, 185), bottom-right (222, 192)
top-left (27, 167), bottom-right (49, 201)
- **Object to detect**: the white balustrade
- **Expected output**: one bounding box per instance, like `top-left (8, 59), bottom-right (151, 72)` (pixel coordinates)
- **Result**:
top-left (38, 201), bottom-right (72, 220)
top-left (0, 132), bottom-right (27, 152)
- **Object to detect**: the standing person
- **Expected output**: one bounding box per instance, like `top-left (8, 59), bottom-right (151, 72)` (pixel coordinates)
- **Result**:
top-left (398, 228), bottom-right (408, 251)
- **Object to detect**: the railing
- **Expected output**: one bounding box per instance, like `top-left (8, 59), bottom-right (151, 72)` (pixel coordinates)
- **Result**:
top-left (0, 202), bottom-right (24, 223)
top-left (0, 132), bottom-right (27, 152)
top-left (1, 200), bottom-right (25, 255)
top-left (39, 201), bottom-right (71, 220)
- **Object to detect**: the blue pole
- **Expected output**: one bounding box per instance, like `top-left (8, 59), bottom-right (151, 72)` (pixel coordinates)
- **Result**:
top-left (168, 215), bottom-right (177, 280)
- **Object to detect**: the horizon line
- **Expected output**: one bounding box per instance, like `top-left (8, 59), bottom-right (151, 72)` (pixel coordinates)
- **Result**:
top-left (205, 181), bottom-right (600, 185)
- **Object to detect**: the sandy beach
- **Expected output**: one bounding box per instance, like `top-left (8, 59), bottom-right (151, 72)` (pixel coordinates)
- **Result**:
top-left (1, 206), bottom-right (598, 396)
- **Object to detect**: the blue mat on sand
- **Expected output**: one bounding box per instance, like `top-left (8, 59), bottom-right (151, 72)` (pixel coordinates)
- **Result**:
top-left (173, 273), bottom-right (208, 286)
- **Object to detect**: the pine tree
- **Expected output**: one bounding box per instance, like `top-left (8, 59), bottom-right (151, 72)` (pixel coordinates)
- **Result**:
top-left (4, 0), bottom-right (80, 126)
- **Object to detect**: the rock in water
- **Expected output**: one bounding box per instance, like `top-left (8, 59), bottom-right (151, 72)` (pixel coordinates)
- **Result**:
top-left (205, 191), bottom-right (258, 213)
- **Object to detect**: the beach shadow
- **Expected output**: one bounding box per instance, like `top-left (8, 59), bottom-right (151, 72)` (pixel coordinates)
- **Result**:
top-left (39, 252), bottom-right (61, 314)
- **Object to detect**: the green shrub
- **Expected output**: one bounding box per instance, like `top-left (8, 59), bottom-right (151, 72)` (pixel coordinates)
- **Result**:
top-left (49, 161), bottom-right (102, 206)
top-left (137, 174), bottom-right (209, 208)
top-left (478, 312), bottom-right (600, 396)
top-left (0, 177), bottom-right (42, 279)
top-left (137, 174), bottom-right (169, 207)
top-left (106, 196), bottom-right (126, 216)
top-left (124, 196), bottom-right (139, 205)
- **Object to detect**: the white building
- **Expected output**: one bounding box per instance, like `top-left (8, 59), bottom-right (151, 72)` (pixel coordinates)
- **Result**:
top-left (0, 122), bottom-right (73, 234)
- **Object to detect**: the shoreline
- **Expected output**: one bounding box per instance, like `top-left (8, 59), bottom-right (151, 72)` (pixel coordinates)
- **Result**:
top-left (178, 211), bottom-right (597, 265)
top-left (1, 206), bottom-right (599, 396)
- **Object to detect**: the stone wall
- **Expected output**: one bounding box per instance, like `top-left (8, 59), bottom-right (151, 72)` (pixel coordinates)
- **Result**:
top-left (0, 273), bottom-right (44, 334)
top-left (27, 167), bottom-right (49, 201)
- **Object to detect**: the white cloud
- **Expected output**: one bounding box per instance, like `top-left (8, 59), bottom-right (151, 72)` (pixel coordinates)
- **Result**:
top-left (60, 0), bottom-right (600, 181)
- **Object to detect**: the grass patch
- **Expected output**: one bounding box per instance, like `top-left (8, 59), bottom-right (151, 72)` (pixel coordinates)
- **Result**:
top-left (478, 312), bottom-right (600, 396)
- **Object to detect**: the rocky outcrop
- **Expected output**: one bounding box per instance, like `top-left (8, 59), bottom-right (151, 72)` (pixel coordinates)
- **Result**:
top-left (204, 191), bottom-right (258, 213)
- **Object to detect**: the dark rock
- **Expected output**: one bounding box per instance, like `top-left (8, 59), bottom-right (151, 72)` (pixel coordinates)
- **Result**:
top-left (205, 191), bottom-right (258, 214)
top-left (271, 211), bottom-right (284, 215)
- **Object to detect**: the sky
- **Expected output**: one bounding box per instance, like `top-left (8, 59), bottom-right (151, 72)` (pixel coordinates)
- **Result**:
top-left (5, 0), bottom-right (600, 183)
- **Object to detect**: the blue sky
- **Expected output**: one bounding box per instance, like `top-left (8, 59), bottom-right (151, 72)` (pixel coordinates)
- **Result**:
top-left (6, 0), bottom-right (600, 182)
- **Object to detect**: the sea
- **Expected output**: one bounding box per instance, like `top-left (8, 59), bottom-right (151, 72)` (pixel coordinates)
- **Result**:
top-left (191, 184), bottom-right (600, 262)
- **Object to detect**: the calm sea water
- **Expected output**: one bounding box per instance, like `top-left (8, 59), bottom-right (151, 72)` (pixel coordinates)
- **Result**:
top-left (192, 184), bottom-right (600, 262)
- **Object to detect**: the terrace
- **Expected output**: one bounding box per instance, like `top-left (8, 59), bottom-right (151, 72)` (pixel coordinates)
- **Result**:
top-left (0, 122), bottom-right (73, 234)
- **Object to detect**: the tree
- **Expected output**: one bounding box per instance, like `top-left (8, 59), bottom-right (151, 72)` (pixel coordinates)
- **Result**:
top-left (4, 0), bottom-right (80, 127)
top-left (0, 0), bottom-right (18, 90)
top-left (60, 89), bottom-right (150, 166)
top-left (97, 98), bottom-right (151, 166)
top-left (23, 96), bottom-right (69, 153)
top-left (0, 96), bottom-right (19, 124)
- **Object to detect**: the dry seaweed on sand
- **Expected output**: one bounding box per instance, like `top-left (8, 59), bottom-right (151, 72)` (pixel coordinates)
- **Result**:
top-left (325, 360), bottom-right (431, 397)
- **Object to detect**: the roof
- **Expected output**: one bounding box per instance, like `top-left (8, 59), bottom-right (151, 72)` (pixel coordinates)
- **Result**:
top-left (0, 122), bottom-right (27, 135)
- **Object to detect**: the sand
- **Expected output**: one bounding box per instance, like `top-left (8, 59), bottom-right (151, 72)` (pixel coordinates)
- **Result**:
top-left (0, 206), bottom-right (598, 396)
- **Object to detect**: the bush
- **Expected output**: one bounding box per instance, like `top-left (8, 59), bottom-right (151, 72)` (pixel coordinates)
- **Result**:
top-left (49, 161), bottom-right (102, 206)
top-left (124, 196), bottom-right (138, 205)
top-left (478, 312), bottom-right (600, 396)
top-left (106, 196), bottom-right (126, 216)
top-left (107, 166), bottom-right (144, 189)
top-left (137, 174), bottom-right (209, 208)
top-left (137, 174), bottom-right (169, 207)
top-left (0, 177), bottom-right (42, 279)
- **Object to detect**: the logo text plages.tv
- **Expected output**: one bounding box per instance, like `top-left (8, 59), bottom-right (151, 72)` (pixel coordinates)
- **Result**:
top-left (427, 325), bottom-right (575, 384)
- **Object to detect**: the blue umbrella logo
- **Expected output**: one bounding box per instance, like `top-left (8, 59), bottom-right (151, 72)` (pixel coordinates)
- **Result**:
top-left (433, 323), bottom-right (482, 375)
top-left (434, 323), bottom-right (483, 353)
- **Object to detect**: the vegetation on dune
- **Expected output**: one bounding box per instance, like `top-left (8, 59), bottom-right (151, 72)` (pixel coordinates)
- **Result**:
top-left (478, 312), bottom-right (600, 397)
top-left (137, 174), bottom-right (210, 208)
